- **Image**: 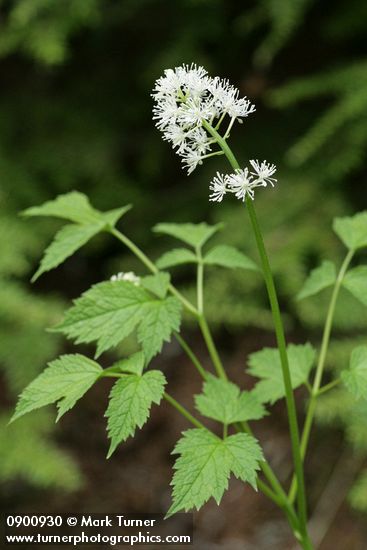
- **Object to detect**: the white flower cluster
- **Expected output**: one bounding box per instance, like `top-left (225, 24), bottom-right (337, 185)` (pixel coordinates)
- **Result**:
top-left (110, 271), bottom-right (140, 285)
top-left (152, 64), bottom-right (277, 202)
top-left (209, 160), bottom-right (277, 203)
top-left (152, 64), bottom-right (256, 174)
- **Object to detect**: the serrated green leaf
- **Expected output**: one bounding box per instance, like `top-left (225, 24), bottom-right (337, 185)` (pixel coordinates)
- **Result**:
top-left (137, 296), bottom-right (182, 361)
top-left (153, 222), bottom-right (222, 249)
top-left (56, 280), bottom-right (182, 359)
top-left (167, 429), bottom-right (262, 516)
top-left (105, 370), bottom-right (166, 457)
top-left (248, 343), bottom-right (316, 404)
top-left (297, 260), bottom-right (337, 300)
top-left (32, 223), bottom-right (102, 282)
top-left (341, 346), bottom-right (367, 400)
top-left (11, 354), bottom-right (102, 423)
top-left (342, 266), bottom-right (367, 306)
top-left (204, 245), bottom-right (258, 271)
top-left (195, 374), bottom-right (266, 424)
top-left (23, 192), bottom-right (101, 224)
top-left (156, 248), bottom-right (198, 269)
top-left (140, 272), bottom-right (170, 299)
top-left (333, 212), bottom-right (367, 250)
top-left (109, 351), bottom-right (145, 376)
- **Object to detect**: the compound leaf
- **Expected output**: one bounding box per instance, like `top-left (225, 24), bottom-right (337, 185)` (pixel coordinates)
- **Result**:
top-left (11, 354), bottom-right (102, 423)
top-left (105, 370), bottom-right (166, 457)
top-left (167, 429), bottom-right (262, 516)
top-left (248, 343), bottom-right (316, 404)
top-left (297, 260), bottom-right (337, 300)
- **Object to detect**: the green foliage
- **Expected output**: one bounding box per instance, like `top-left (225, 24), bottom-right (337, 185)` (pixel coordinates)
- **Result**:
top-left (341, 347), bottom-right (367, 401)
top-left (156, 248), bottom-right (198, 269)
top-left (12, 354), bottom-right (102, 422)
top-left (105, 370), bottom-right (166, 458)
top-left (333, 212), bottom-right (367, 251)
top-left (0, 412), bottom-right (82, 490)
top-left (349, 470), bottom-right (367, 513)
top-left (248, 344), bottom-right (316, 404)
top-left (195, 374), bottom-right (266, 424)
top-left (110, 352), bottom-right (145, 376)
top-left (297, 261), bottom-right (336, 300)
top-left (342, 267), bottom-right (367, 307)
top-left (0, 0), bottom-right (100, 65)
top-left (24, 192), bottom-right (131, 280)
top-left (167, 429), bottom-right (263, 516)
top-left (153, 222), bottom-right (222, 249)
top-left (203, 245), bottom-right (258, 271)
top-left (55, 276), bottom-right (182, 359)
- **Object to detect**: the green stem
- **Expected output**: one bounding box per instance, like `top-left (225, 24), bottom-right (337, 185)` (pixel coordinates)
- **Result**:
top-left (203, 119), bottom-right (309, 537)
top-left (196, 247), bottom-right (204, 314)
top-left (237, 422), bottom-right (301, 534)
top-left (289, 249), bottom-right (354, 503)
top-left (317, 378), bottom-right (340, 396)
top-left (174, 332), bottom-right (209, 380)
top-left (109, 227), bottom-right (198, 316)
top-left (198, 314), bottom-right (227, 380)
top-left (164, 392), bottom-right (206, 429)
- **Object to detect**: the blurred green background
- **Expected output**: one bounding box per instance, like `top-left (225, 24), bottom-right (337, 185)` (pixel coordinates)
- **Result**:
top-left (1, 1), bottom-right (367, 547)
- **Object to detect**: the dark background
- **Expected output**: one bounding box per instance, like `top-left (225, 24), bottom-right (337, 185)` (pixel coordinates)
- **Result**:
top-left (1, 1), bottom-right (367, 548)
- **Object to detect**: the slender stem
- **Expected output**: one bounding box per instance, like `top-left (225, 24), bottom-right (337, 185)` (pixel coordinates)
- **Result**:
top-left (174, 332), bottom-right (209, 380)
top-left (196, 247), bottom-right (204, 314)
top-left (109, 227), bottom-right (198, 316)
top-left (289, 249), bottom-right (354, 503)
top-left (237, 421), bottom-right (301, 534)
top-left (164, 392), bottom-right (206, 429)
top-left (203, 119), bottom-right (310, 538)
top-left (317, 379), bottom-right (340, 396)
top-left (198, 315), bottom-right (227, 380)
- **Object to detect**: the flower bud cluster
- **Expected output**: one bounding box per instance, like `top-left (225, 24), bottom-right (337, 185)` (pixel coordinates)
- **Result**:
top-left (110, 272), bottom-right (140, 285)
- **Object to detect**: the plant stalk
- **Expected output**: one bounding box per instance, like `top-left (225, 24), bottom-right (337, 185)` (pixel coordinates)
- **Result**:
top-left (203, 119), bottom-right (310, 540)
top-left (289, 249), bottom-right (354, 503)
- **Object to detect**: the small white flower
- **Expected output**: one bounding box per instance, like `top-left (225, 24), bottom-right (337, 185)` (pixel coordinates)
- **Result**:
top-left (163, 124), bottom-right (188, 153)
top-left (226, 168), bottom-right (258, 201)
top-left (110, 271), bottom-right (140, 285)
top-left (188, 127), bottom-right (212, 155)
top-left (178, 97), bottom-right (213, 127)
top-left (250, 159), bottom-right (277, 187)
top-left (209, 172), bottom-right (227, 202)
top-left (228, 97), bottom-right (256, 119)
top-left (153, 96), bottom-right (180, 130)
top-left (181, 149), bottom-right (203, 175)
